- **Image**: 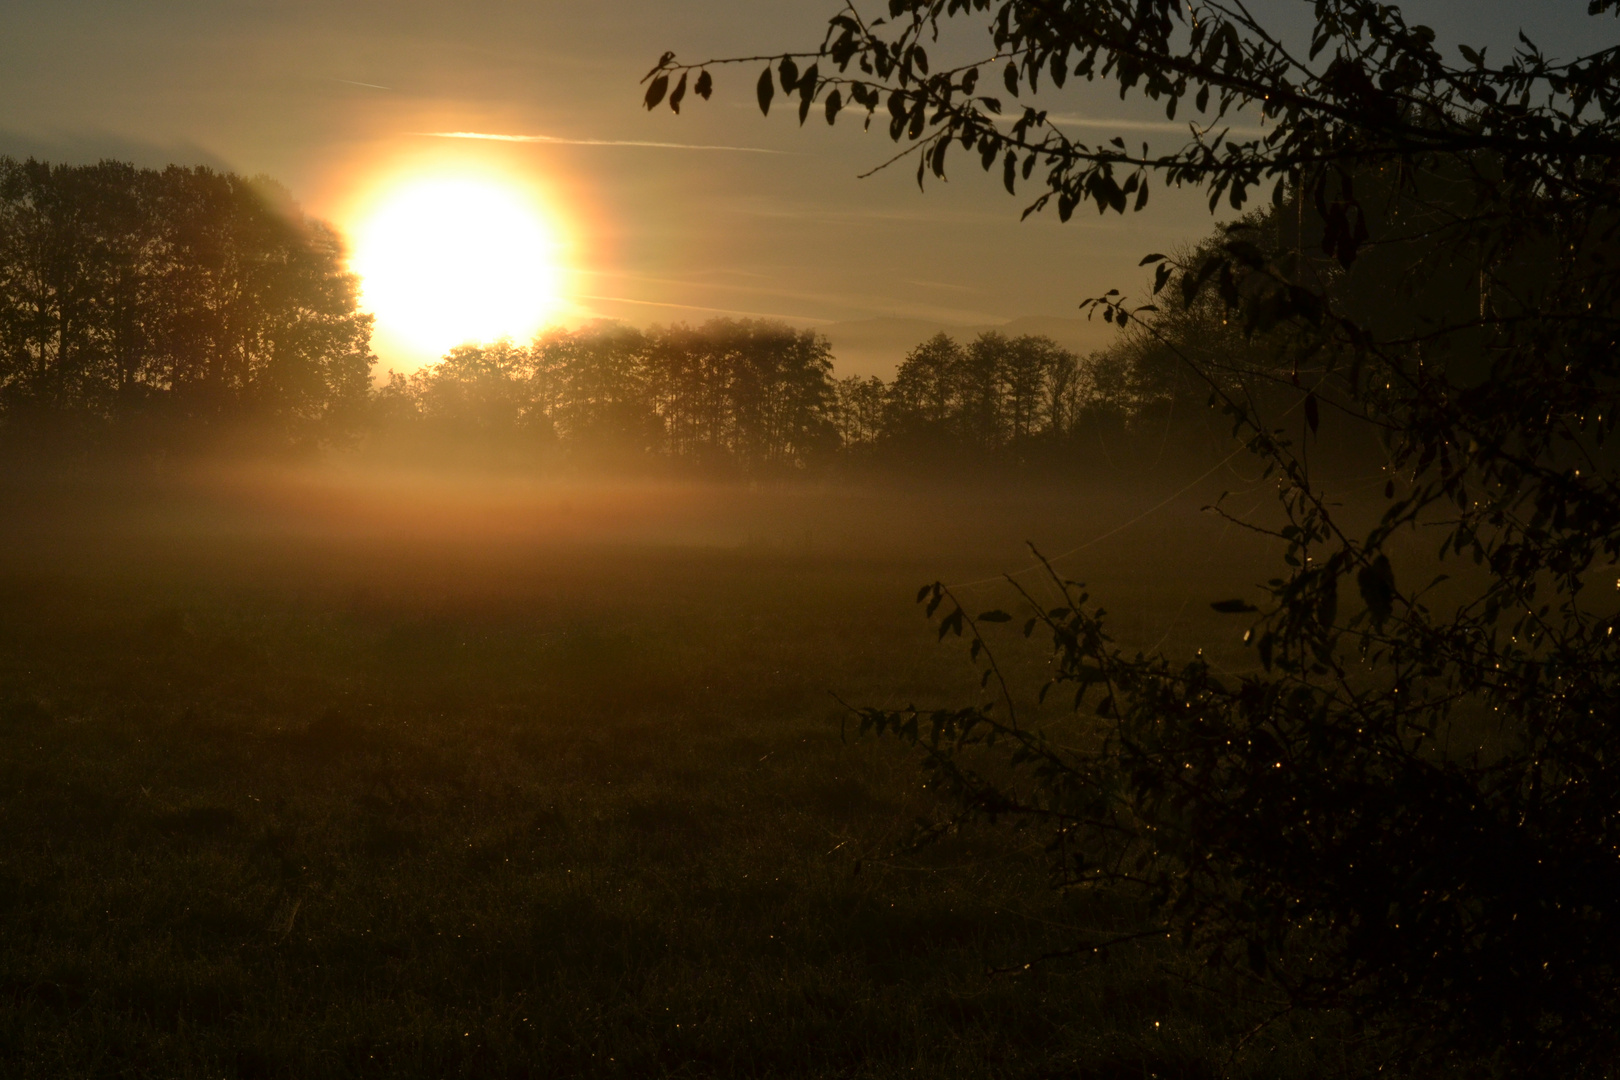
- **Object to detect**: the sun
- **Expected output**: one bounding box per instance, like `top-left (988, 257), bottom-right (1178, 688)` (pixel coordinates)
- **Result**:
top-left (350, 174), bottom-right (566, 368)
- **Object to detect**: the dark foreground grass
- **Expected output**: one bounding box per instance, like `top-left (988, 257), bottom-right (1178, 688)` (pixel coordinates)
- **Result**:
top-left (0, 463), bottom-right (1356, 1078)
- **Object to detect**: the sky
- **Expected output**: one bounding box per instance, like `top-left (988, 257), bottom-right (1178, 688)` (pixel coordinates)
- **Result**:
top-left (1, 1), bottom-right (1610, 374)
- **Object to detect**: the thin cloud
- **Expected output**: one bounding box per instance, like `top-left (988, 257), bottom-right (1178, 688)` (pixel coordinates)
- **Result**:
top-left (418, 131), bottom-right (788, 154)
top-left (1015, 114), bottom-right (1267, 138)
top-left (574, 293), bottom-right (833, 323)
top-left (575, 269), bottom-right (1004, 325)
top-left (904, 279), bottom-right (976, 293)
top-left (332, 78), bottom-right (392, 91)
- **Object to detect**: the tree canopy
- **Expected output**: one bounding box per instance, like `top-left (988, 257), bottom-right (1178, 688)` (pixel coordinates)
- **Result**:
top-left (651, 1), bottom-right (1620, 1073)
top-left (383, 320), bottom-right (1180, 473)
top-left (0, 158), bottom-right (373, 443)
top-left (377, 319), bottom-right (841, 472)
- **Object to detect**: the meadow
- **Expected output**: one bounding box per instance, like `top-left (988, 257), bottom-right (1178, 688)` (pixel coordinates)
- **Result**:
top-left (0, 456), bottom-right (1350, 1079)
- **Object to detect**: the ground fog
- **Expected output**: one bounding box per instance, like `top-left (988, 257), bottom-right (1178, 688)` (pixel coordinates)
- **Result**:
top-left (0, 458), bottom-right (1344, 1079)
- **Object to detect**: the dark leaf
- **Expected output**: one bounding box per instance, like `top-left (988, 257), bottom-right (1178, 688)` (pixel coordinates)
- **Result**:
top-left (1357, 555), bottom-right (1396, 625)
top-left (757, 66), bottom-right (775, 115)
top-left (643, 74), bottom-right (670, 111)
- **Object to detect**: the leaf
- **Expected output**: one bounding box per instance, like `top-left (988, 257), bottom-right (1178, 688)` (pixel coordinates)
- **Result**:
top-left (1247, 938), bottom-right (1268, 974)
top-left (1139, 253), bottom-right (1167, 266)
top-left (825, 88), bottom-right (843, 124)
top-left (779, 56), bottom-right (800, 93)
top-left (798, 63), bottom-right (819, 104)
top-left (643, 74), bottom-right (670, 111)
top-left (1211, 599), bottom-right (1260, 613)
top-left (1357, 555), bottom-right (1396, 625)
top-left (977, 610), bottom-right (1012, 623)
top-left (694, 69), bottom-right (713, 100)
top-left (1004, 61), bottom-right (1019, 95)
top-left (757, 66), bottom-right (775, 115)
top-left (1305, 391), bottom-right (1319, 434)
top-left (668, 72), bottom-right (687, 114)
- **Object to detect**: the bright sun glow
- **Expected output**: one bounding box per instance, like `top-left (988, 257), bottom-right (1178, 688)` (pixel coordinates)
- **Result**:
top-left (351, 175), bottom-right (566, 366)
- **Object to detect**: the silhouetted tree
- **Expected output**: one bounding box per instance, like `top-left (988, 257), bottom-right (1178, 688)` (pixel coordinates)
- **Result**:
top-left (384, 319), bottom-right (838, 473)
top-left (0, 158), bottom-right (372, 442)
top-left (885, 331), bottom-right (962, 442)
top-left (533, 322), bottom-right (656, 456)
top-left (879, 330), bottom-right (1084, 457)
top-left (706, 319), bottom-right (837, 470)
top-left (411, 340), bottom-right (543, 443)
top-left (650, 1), bottom-right (1620, 1073)
top-left (830, 373), bottom-right (886, 450)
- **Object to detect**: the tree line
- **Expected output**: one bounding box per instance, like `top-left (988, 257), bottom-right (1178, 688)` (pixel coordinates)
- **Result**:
top-left (376, 320), bottom-right (838, 471)
top-left (384, 320), bottom-right (1180, 471)
top-left (0, 158), bottom-right (373, 441)
top-left (0, 156), bottom-right (1197, 470)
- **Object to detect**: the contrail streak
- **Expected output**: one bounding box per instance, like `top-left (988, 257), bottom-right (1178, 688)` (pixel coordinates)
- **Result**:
top-left (1002, 114), bottom-right (1266, 138)
top-left (574, 293), bottom-right (831, 323)
top-left (418, 131), bottom-right (789, 154)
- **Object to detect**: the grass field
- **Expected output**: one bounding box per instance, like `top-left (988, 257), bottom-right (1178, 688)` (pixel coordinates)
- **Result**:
top-left (0, 458), bottom-right (1353, 1078)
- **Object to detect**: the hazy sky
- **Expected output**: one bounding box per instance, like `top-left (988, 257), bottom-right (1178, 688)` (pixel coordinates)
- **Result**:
top-left (2, 1), bottom-right (1609, 370)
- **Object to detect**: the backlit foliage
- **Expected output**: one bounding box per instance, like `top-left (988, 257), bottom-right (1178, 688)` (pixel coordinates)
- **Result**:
top-left (653, 1), bottom-right (1620, 1073)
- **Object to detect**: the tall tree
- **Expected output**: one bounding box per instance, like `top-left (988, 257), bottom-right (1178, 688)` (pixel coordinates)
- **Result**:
top-left (831, 373), bottom-right (887, 449)
top-left (533, 321), bottom-right (655, 454)
top-left (0, 158), bottom-right (373, 441)
top-left (410, 340), bottom-right (538, 440)
top-left (886, 331), bottom-right (964, 439)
